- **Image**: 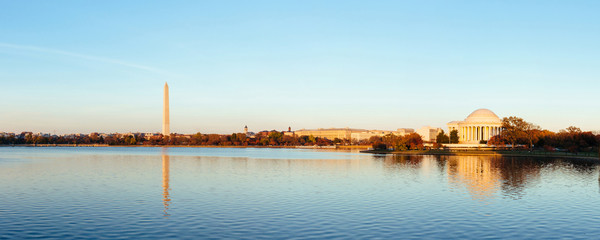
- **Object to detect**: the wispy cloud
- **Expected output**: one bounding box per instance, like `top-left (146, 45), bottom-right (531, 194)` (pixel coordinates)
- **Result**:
top-left (0, 42), bottom-right (176, 77)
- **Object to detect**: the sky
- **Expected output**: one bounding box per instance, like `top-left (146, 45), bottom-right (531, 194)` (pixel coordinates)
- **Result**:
top-left (1, 0), bottom-right (599, 134)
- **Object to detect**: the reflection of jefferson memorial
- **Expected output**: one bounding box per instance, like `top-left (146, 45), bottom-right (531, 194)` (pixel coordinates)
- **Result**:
top-left (447, 156), bottom-right (501, 200)
top-left (448, 109), bottom-right (502, 144)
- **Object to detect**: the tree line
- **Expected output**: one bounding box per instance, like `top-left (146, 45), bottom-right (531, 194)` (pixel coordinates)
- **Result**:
top-left (0, 131), bottom-right (345, 147)
top-left (2, 118), bottom-right (597, 153)
top-left (368, 133), bottom-right (425, 150)
top-left (488, 116), bottom-right (599, 153)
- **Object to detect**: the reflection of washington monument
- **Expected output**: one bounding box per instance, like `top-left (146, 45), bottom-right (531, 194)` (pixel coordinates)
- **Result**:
top-left (162, 153), bottom-right (171, 216)
top-left (162, 83), bottom-right (171, 215)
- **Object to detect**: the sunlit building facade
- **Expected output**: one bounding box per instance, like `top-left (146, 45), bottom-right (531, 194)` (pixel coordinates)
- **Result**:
top-left (447, 109), bottom-right (503, 144)
top-left (416, 126), bottom-right (442, 142)
top-left (350, 128), bottom-right (416, 141)
top-left (351, 130), bottom-right (395, 141)
top-left (294, 128), bottom-right (367, 140)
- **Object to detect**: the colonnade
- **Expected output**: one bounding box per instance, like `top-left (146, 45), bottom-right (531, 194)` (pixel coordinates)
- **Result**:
top-left (459, 126), bottom-right (502, 142)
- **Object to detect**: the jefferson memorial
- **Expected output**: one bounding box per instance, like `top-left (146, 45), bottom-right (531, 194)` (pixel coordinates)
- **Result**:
top-left (447, 109), bottom-right (502, 144)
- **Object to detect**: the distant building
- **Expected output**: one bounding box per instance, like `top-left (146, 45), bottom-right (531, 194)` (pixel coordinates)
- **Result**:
top-left (294, 128), bottom-right (367, 140)
top-left (395, 128), bottom-right (415, 136)
top-left (0, 132), bottom-right (15, 137)
top-left (143, 132), bottom-right (159, 140)
top-left (243, 125), bottom-right (255, 137)
top-left (447, 108), bottom-right (503, 144)
top-left (35, 132), bottom-right (51, 137)
top-left (417, 126), bottom-right (442, 142)
top-left (19, 132), bottom-right (32, 139)
top-left (100, 133), bottom-right (113, 138)
top-left (351, 130), bottom-right (395, 141)
top-left (283, 131), bottom-right (294, 137)
top-left (292, 128), bottom-right (416, 141)
top-left (283, 127), bottom-right (294, 137)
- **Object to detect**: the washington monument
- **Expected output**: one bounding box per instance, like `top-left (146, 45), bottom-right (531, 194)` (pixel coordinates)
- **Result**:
top-left (163, 82), bottom-right (170, 136)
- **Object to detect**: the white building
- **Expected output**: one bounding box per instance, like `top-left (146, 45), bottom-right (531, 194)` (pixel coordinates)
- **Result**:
top-left (447, 108), bottom-right (503, 144)
top-left (351, 130), bottom-right (395, 141)
top-left (396, 128), bottom-right (415, 136)
top-left (417, 126), bottom-right (443, 142)
top-left (350, 128), bottom-right (416, 141)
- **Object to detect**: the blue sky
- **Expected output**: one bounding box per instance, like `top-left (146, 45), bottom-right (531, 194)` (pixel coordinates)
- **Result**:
top-left (1, 0), bottom-right (599, 134)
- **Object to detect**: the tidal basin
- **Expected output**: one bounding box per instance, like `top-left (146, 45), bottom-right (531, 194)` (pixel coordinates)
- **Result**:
top-left (1, 147), bottom-right (600, 239)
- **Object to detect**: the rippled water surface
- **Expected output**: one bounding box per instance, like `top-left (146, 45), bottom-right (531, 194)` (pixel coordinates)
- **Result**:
top-left (1, 147), bottom-right (600, 239)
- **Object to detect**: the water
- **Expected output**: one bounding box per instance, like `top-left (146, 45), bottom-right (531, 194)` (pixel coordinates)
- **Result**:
top-left (1, 147), bottom-right (599, 239)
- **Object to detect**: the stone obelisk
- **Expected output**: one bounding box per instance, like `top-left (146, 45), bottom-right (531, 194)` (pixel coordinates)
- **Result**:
top-left (162, 82), bottom-right (170, 136)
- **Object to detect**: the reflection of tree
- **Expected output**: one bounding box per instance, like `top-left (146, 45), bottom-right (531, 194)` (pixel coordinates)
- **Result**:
top-left (382, 155), bottom-right (424, 169)
top-left (565, 160), bottom-right (598, 175)
top-left (495, 157), bottom-right (541, 199)
top-left (435, 155), bottom-right (448, 174)
top-left (162, 154), bottom-right (171, 216)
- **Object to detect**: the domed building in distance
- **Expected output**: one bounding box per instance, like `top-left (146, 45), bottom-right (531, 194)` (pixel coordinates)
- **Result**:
top-left (447, 109), bottom-right (503, 144)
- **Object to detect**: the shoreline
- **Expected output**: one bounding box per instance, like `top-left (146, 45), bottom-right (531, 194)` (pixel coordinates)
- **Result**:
top-left (0, 144), bottom-right (372, 150)
top-left (361, 149), bottom-right (600, 161)
top-left (2, 144), bottom-right (597, 161)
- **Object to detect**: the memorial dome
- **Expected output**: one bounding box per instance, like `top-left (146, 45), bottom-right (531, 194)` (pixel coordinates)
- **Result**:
top-left (447, 108), bottom-right (503, 143)
top-left (465, 108), bottom-right (501, 123)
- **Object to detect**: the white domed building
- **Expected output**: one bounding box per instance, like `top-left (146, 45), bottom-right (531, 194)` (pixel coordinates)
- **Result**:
top-left (447, 109), bottom-right (503, 144)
